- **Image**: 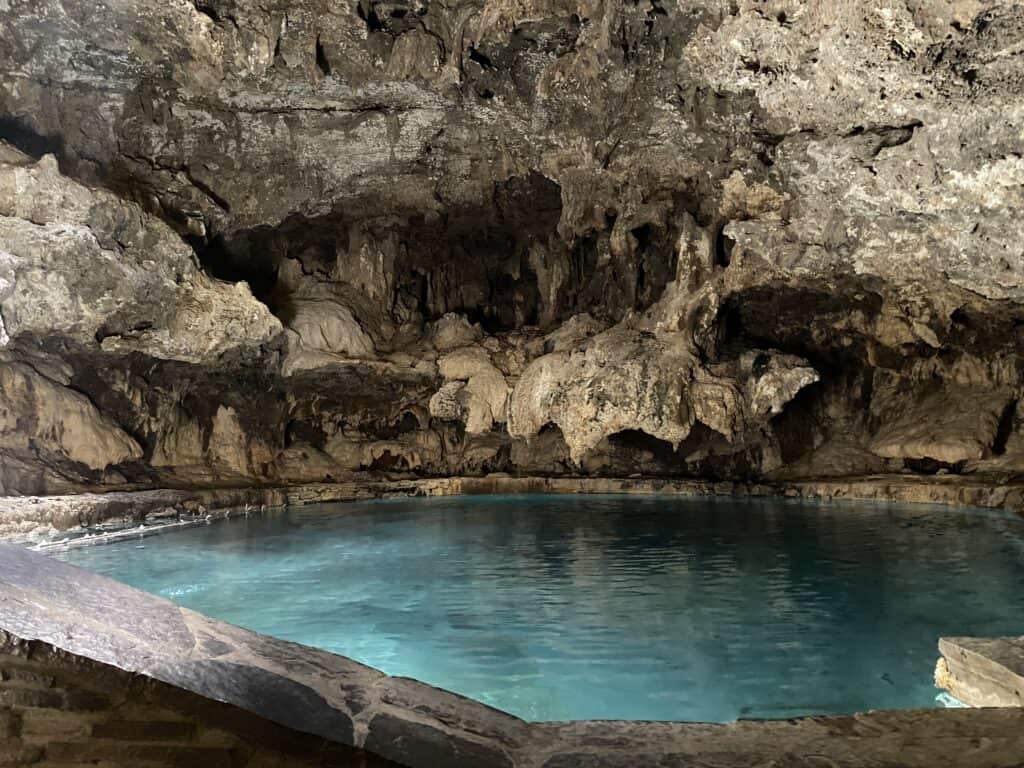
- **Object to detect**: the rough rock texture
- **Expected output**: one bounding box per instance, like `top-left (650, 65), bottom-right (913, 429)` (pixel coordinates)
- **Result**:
top-left (937, 635), bottom-right (1024, 708)
top-left (1, 0), bottom-right (1023, 493)
top-left (3, 473), bottom-right (1023, 543)
top-left (0, 632), bottom-right (397, 768)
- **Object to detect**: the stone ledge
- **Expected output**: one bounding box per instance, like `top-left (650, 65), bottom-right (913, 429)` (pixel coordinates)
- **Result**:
top-left (0, 631), bottom-right (400, 767)
top-left (3, 473), bottom-right (1022, 543)
top-left (937, 637), bottom-right (1024, 708)
top-left (2, 543), bottom-right (1024, 767)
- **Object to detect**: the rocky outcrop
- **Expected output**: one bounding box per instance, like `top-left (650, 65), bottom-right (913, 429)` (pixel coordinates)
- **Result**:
top-left (0, 363), bottom-right (142, 489)
top-left (0, 0), bottom-right (1022, 494)
top-left (0, 147), bottom-right (280, 363)
top-left (508, 326), bottom-right (818, 462)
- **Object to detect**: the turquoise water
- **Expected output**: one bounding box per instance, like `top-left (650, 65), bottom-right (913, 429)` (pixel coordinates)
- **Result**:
top-left (57, 494), bottom-right (1024, 722)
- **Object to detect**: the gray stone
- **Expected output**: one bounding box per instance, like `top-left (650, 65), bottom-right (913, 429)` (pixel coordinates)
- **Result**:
top-left (366, 713), bottom-right (515, 768)
top-left (148, 659), bottom-right (355, 745)
top-left (0, 1), bottom-right (1021, 492)
top-left (937, 636), bottom-right (1024, 708)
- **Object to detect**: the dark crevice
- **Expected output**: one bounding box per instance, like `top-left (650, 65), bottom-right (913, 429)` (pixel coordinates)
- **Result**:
top-left (600, 137), bottom-right (622, 169)
top-left (189, 0), bottom-right (239, 27)
top-left (844, 121), bottom-right (923, 156)
top-left (770, 381), bottom-right (825, 466)
top-left (315, 35), bottom-right (332, 76)
top-left (714, 283), bottom-right (886, 374)
top-left (889, 39), bottom-right (915, 59)
top-left (0, 116), bottom-right (63, 160)
top-left (904, 457), bottom-right (966, 475)
top-left (366, 450), bottom-right (408, 472)
top-left (284, 419), bottom-right (326, 450)
top-left (183, 167), bottom-right (231, 212)
top-left (373, 411), bottom-right (421, 440)
top-left (631, 224), bottom-right (655, 298)
top-left (196, 234), bottom-right (279, 301)
top-left (468, 46), bottom-right (496, 70)
top-left (992, 399), bottom-right (1017, 456)
top-left (272, 33), bottom-right (284, 65)
top-left (631, 223), bottom-right (654, 252)
top-left (192, 1), bottom-right (221, 23)
top-left (714, 223), bottom-right (734, 267)
top-left (870, 121), bottom-right (923, 155)
top-left (356, 1), bottom-right (386, 32)
top-left (606, 429), bottom-right (677, 462)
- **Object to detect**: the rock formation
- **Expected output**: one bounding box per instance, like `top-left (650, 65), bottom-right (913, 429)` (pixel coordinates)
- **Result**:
top-left (0, 0), bottom-right (1022, 494)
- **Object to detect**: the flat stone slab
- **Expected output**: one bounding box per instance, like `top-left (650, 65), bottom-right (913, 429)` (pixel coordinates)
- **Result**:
top-left (938, 636), bottom-right (1024, 708)
top-left (2, 542), bottom-right (1024, 767)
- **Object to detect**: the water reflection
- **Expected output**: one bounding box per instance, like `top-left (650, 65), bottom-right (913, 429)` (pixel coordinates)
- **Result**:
top-left (59, 494), bottom-right (1024, 722)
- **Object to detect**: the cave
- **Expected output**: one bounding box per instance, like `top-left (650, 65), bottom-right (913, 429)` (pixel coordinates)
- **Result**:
top-left (1, 0), bottom-right (1023, 765)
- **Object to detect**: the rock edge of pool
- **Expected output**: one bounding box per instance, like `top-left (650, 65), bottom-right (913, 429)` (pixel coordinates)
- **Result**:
top-left (1, 478), bottom-right (1024, 767)
top-left (4, 473), bottom-right (1024, 545)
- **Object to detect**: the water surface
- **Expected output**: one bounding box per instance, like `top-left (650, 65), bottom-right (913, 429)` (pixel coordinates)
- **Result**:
top-left (57, 494), bottom-right (1024, 722)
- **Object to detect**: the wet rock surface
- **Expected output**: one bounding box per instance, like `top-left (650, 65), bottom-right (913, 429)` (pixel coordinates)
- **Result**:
top-left (1, 0), bottom-right (1024, 493)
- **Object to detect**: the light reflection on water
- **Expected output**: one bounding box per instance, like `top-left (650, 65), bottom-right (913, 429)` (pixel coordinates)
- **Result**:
top-left (58, 494), bottom-right (1024, 722)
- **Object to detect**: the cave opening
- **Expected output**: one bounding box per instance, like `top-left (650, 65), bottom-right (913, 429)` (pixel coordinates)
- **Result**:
top-left (195, 233), bottom-right (280, 302)
top-left (365, 449), bottom-right (408, 472)
top-left (904, 457), bottom-right (967, 475)
top-left (604, 429), bottom-right (681, 475)
top-left (185, 171), bottom-right (696, 338)
top-left (606, 428), bottom-right (677, 460)
top-left (0, 116), bottom-right (63, 159)
top-left (715, 284), bottom-right (883, 374)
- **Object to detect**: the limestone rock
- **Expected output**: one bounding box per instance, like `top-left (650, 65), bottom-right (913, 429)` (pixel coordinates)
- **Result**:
top-left (430, 346), bottom-right (510, 436)
top-left (435, 345), bottom-right (510, 432)
top-left (741, 353), bottom-right (820, 422)
top-left (0, 149), bottom-right (280, 364)
top-left (429, 382), bottom-right (468, 423)
top-left (508, 328), bottom-right (696, 462)
top-left (0, 0), bottom-right (1022, 491)
top-left (281, 298), bottom-right (377, 375)
top-left (431, 314), bottom-right (484, 353)
top-left (0, 363), bottom-right (141, 482)
top-left (869, 384), bottom-right (1013, 465)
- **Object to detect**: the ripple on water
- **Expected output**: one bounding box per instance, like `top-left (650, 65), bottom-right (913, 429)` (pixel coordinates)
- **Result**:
top-left (58, 494), bottom-right (1024, 723)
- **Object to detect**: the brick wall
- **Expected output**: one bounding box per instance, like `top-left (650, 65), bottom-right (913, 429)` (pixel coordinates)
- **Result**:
top-left (0, 636), bottom-right (400, 768)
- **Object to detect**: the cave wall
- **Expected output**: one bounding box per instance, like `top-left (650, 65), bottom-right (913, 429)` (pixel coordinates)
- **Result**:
top-left (1, 0), bottom-right (1023, 494)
